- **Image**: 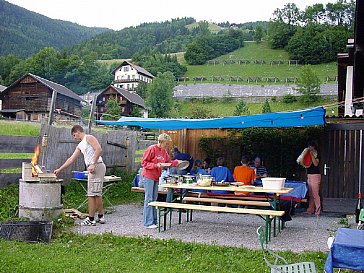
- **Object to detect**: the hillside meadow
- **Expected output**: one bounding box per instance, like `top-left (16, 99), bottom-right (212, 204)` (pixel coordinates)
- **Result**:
top-left (183, 41), bottom-right (337, 84)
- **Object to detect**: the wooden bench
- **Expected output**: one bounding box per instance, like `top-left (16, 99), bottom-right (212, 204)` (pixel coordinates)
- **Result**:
top-left (148, 201), bottom-right (284, 242)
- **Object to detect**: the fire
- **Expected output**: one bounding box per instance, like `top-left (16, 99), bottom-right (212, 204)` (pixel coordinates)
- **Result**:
top-left (31, 144), bottom-right (43, 176)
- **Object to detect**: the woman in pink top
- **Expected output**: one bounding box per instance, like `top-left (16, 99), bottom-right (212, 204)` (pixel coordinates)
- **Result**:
top-left (141, 133), bottom-right (178, 228)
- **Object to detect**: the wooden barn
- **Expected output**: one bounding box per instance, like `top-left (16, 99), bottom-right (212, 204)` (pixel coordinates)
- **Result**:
top-left (0, 73), bottom-right (84, 122)
top-left (96, 85), bottom-right (147, 120)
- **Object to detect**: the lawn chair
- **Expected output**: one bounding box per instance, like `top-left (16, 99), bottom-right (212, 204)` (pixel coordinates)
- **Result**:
top-left (256, 226), bottom-right (317, 273)
top-left (358, 208), bottom-right (364, 230)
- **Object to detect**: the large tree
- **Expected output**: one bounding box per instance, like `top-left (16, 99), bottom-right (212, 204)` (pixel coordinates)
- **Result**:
top-left (296, 65), bottom-right (321, 103)
top-left (146, 72), bottom-right (176, 118)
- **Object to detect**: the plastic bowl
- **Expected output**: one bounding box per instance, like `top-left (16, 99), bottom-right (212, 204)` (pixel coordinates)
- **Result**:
top-left (73, 171), bottom-right (88, 179)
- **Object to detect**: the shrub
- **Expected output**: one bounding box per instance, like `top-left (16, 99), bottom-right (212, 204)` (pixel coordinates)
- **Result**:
top-left (282, 94), bottom-right (297, 103)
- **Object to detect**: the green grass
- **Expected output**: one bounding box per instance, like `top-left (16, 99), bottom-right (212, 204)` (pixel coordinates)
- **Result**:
top-left (0, 232), bottom-right (328, 273)
top-left (186, 22), bottom-right (223, 34)
top-left (173, 98), bottom-right (337, 118)
top-left (0, 170), bottom-right (330, 273)
top-left (0, 153), bottom-right (33, 159)
top-left (0, 120), bottom-right (40, 136)
top-left (182, 41), bottom-right (336, 84)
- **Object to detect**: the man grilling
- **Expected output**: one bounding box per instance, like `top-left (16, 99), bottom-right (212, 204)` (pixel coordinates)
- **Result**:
top-left (54, 125), bottom-right (106, 226)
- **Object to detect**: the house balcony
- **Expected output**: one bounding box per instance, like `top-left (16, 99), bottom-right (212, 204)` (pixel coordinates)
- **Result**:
top-left (112, 79), bottom-right (140, 84)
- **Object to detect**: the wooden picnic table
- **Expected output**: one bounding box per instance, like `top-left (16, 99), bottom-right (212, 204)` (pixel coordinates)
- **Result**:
top-left (155, 183), bottom-right (293, 240)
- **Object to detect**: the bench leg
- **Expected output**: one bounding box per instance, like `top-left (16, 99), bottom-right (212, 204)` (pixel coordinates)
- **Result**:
top-left (178, 209), bottom-right (182, 224)
top-left (186, 210), bottom-right (189, 222)
top-left (157, 208), bottom-right (161, 232)
top-left (190, 209), bottom-right (193, 221)
top-left (169, 208), bottom-right (172, 228)
top-left (265, 216), bottom-right (269, 243)
top-left (163, 208), bottom-right (167, 231)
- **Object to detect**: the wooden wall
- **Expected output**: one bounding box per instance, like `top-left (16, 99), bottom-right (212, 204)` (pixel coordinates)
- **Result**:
top-left (162, 129), bottom-right (229, 161)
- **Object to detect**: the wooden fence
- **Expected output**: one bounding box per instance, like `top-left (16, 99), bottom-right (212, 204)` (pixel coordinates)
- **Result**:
top-left (0, 126), bottom-right (156, 187)
top-left (162, 129), bottom-right (229, 162)
top-left (0, 136), bottom-right (38, 187)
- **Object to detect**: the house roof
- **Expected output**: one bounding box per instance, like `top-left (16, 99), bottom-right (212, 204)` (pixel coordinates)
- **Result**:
top-left (3, 73), bottom-right (84, 102)
top-left (0, 109), bottom-right (25, 113)
top-left (0, 84), bottom-right (6, 92)
top-left (100, 85), bottom-right (146, 109)
top-left (112, 61), bottom-right (154, 78)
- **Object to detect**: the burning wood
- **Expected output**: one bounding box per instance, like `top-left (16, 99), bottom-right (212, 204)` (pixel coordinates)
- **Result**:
top-left (31, 144), bottom-right (44, 176)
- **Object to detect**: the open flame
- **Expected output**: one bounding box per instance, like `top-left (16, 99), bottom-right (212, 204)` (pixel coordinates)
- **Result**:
top-left (31, 144), bottom-right (43, 176)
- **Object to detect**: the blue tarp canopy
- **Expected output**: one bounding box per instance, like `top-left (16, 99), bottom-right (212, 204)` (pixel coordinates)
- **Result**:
top-left (96, 106), bottom-right (325, 130)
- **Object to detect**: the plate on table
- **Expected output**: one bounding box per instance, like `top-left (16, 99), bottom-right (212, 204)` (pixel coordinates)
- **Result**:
top-left (240, 185), bottom-right (255, 189)
top-left (212, 182), bottom-right (230, 187)
top-left (176, 160), bottom-right (189, 170)
top-left (231, 182), bottom-right (243, 186)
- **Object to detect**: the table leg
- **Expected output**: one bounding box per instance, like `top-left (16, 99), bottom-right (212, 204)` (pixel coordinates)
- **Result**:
top-left (273, 194), bottom-right (277, 237)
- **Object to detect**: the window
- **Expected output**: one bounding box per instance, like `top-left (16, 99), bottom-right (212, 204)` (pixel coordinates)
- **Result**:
top-left (124, 66), bottom-right (129, 72)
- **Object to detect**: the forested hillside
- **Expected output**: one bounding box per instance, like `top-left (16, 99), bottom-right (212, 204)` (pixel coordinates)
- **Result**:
top-left (0, 0), bottom-right (110, 58)
top-left (70, 17), bottom-right (197, 59)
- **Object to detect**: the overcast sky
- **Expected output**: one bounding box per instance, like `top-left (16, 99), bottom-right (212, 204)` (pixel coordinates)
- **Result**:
top-left (7, 0), bottom-right (333, 30)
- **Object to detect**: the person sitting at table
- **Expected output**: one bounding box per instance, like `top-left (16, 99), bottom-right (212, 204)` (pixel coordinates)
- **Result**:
top-left (209, 157), bottom-right (233, 196)
top-left (211, 157), bottom-right (233, 182)
top-left (170, 147), bottom-right (194, 175)
top-left (250, 156), bottom-right (268, 185)
top-left (202, 158), bottom-right (211, 174)
top-left (233, 155), bottom-right (256, 184)
top-left (193, 159), bottom-right (208, 175)
top-left (233, 155), bottom-right (256, 196)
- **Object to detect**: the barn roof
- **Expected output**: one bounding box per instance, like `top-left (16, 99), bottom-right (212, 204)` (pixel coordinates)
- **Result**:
top-left (99, 85), bottom-right (146, 109)
top-left (3, 73), bottom-right (84, 102)
top-left (0, 84), bottom-right (6, 92)
top-left (112, 61), bottom-right (154, 78)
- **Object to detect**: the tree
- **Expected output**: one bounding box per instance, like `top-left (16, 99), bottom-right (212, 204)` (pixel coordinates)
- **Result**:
top-left (135, 82), bottom-right (148, 99)
top-left (296, 65), bottom-right (321, 103)
top-left (268, 3), bottom-right (300, 49)
top-left (146, 72), bottom-right (175, 118)
top-left (262, 99), bottom-right (272, 113)
top-left (103, 97), bottom-right (121, 120)
top-left (234, 99), bottom-right (250, 116)
top-left (254, 25), bottom-right (264, 43)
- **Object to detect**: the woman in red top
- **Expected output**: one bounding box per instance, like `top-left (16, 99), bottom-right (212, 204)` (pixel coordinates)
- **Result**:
top-left (141, 133), bottom-right (178, 228)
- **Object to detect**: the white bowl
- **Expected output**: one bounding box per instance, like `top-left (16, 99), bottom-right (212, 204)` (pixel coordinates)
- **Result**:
top-left (261, 177), bottom-right (286, 190)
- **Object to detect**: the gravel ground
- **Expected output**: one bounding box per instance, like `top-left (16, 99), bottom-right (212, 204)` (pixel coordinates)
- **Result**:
top-left (73, 203), bottom-right (349, 253)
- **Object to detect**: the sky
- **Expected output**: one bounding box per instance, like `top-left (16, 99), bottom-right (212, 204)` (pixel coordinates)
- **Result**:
top-left (6, 0), bottom-right (334, 30)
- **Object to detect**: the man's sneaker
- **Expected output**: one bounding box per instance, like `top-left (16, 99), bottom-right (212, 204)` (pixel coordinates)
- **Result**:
top-left (96, 216), bottom-right (106, 224)
top-left (146, 224), bottom-right (157, 229)
top-left (80, 217), bottom-right (96, 226)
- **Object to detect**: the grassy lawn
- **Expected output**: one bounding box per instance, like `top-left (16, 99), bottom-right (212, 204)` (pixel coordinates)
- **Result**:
top-left (0, 120), bottom-right (41, 136)
top-left (0, 168), bottom-right (332, 273)
top-left (182, 41), bottom-right (336, 84)
top-left (0, 232), bottom-right (328, 273)
top-left (174, 98), bottom-right (337, 118)
top-left (0, 153), bottom-right (33, 159)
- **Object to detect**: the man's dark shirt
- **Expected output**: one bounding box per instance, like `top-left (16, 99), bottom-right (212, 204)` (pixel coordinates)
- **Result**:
top-left (173, 152), bottom-right (194, 172)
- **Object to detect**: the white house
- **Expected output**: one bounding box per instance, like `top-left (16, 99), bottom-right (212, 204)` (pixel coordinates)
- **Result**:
top-left (112, 61), bottom-right (154, 92)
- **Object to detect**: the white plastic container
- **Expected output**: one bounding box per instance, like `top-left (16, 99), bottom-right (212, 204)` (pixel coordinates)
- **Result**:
top-left (261, 177), bottom-right (286, 190)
